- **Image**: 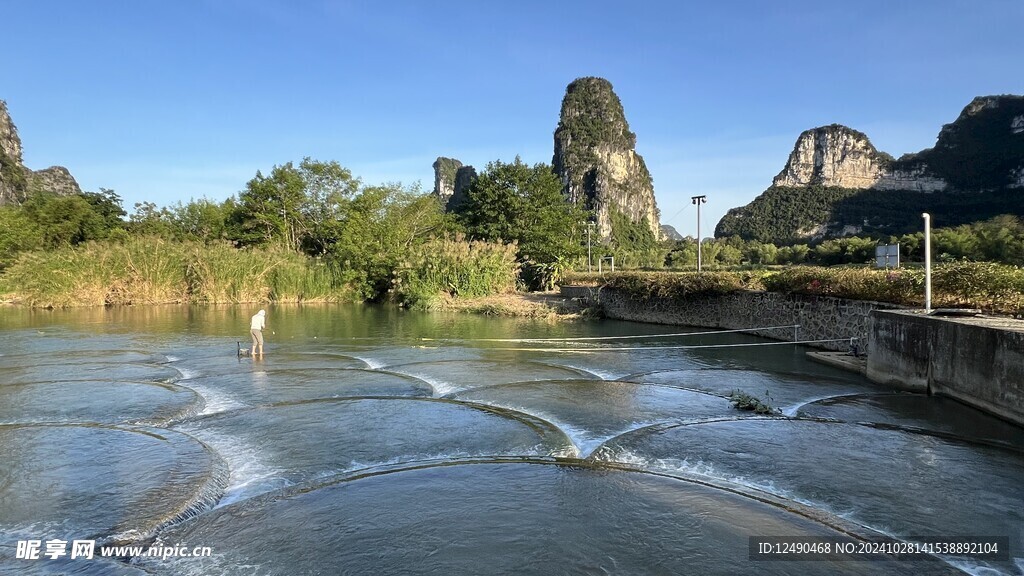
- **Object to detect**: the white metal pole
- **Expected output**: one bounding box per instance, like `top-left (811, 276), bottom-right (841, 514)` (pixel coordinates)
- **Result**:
top-left (923, 213), bottom-right (932, 312)
top-left (697, 204), bottom-right (702, 272)
top-left (587, 225), bottom-right (592, 273)
top-left (692, 195), bottom-right (707, 271)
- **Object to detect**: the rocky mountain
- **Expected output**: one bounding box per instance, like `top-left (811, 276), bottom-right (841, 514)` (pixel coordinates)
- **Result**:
top-left (432, 157), bottom-right (461, 205)
top-left (716, 95), bottom-right (1024, 243)
top-left (552, 77), bottom-right (661, 240)
top-left (0, 100), bottom-right (82, 205)
top-left (431, 156), bottom-right (477, 211)
top-left (660, 224), bottom-right (683, 241)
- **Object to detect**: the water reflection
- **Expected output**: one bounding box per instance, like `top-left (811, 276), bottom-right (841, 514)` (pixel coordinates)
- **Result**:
top-left (0, 303), bottom-right (1020, 575)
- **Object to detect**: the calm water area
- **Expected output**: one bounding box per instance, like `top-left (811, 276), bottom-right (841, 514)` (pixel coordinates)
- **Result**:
top-left (0, 304), bottom-right (1021, 575)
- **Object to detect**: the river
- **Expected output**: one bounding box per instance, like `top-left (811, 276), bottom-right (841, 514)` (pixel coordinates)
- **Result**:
top-left (0, 304), bottom-right (1021, 575)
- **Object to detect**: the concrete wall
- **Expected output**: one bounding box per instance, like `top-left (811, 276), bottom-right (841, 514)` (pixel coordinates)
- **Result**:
top-left (562, 286), bottom-right (899, 352)
top-left (868, 310), bottom-right (1024, 425)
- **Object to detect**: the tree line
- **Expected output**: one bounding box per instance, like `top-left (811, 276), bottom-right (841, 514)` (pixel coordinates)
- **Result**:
top-left (2, 156), bottom-right (1020, 301)
top-left (0, 157), bottom-right (588, 296)
top-left (667, 215), bottom-right (1023, 268)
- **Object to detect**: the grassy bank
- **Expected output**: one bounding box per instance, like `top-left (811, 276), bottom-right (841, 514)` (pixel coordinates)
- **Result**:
top-left (0, 235), bottom-right (523, 309)
top-left (0, 237), bottom-right (356, 307)
top-left (563, 262), bottom-right (1024, 316)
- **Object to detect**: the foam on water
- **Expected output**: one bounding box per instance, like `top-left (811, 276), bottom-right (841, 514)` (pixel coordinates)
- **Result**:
top-left (178, 382), bottom-right (246, 415)
top-left (348, 355), bottom-right (388, 369)
top-left (782, 393), bottom-right (861, 417)
top-left (175, 426), bottom-right (289, 508)
top-left (545, 362), bottom-right (622, 380)
top-left (597, 448), bottom-right (825, 510)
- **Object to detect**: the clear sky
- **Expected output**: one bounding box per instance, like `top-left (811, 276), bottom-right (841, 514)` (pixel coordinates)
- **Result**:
top-left (4, 0), bottom-right (1022, 238)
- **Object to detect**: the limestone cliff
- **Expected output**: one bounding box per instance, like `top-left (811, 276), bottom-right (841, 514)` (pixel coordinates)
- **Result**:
top-left (0, 100), bottom-right (82, 205)
top-left (772, 124), bottom-right (946, 192)
top-left (448, 165), bottom-right (477, 211)
top-left (552, 77), bottom-right (660, 239)
top-left (897, 95), bottom-right (1024, 191)
top-left (717, 95), bottom-right (1024, 243)
top-left (432, 157), bottom-right (462, 205)
top-left (29, 166), bottom-right (82, 196)
top-left (0, 100), bottom-right (27, 204)
top-left (772, 125), bottom-right (894, 189)
top-left (431, 156), bottom-right (477, 211)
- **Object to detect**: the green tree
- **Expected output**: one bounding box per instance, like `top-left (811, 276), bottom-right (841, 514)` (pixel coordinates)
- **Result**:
top-left (716, 243), bottom-right (743, 265)
top-left (297, 158), bottom-right (361, 255)
top-left (330, 182), bottom-right (450, 298)
top-left (129, 201), bottom-right (174, 238)
top-left (167, 198), bottom-right (229, 242)
top-left (746, 242), bottom-right (779, 265)
top-left (608, 208), bottom-right (660, 268)
top-left (454, 158), bottom-right (588, 289)
top-left (21, 192), bottom-right (111, 247)
top-left (0, 206), bottom-right (42, 268)
top-left (233, 158), bottom-right (361, 253)
top-left (235, 162), bottom-right (307, 249)
top-left (665, 238), bottom-right (698, 268)
top-left (81, 188), bottom-right (126, 233)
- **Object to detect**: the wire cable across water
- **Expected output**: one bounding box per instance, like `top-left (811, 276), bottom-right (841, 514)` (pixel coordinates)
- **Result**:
top-left (418, 324), bottom-right (802, 343)
top-left (421, 337), bottom-right (858, 353)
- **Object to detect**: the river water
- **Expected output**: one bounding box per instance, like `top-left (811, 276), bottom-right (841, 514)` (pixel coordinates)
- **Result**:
top-left (0, 304), bottom-right (1021, 575)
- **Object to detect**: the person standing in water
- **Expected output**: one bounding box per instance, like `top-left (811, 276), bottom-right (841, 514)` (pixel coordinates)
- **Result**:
top-left (250, 309), bottom-right (267, 356)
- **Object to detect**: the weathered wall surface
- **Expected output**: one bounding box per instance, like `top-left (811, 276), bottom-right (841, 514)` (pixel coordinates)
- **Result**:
top-left (868, 310), bottom-right (1024, 425)
top-left (562, 286), bottom-right (899, 351)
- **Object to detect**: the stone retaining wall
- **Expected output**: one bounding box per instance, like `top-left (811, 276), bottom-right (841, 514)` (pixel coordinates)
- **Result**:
top-left (561, 286), bottom-right (901, 352)
top-left (868, 310), bottom-right (1024, 426)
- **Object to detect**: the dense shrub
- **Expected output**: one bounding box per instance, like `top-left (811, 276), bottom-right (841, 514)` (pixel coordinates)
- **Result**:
top-left (762, 263), bottom-right (1024, 315)
top-left (393, 236), bottom-right (520, 309)
top-left (562, 264), bottom-right (1023, 316)
top-left (761, 267), bottom-right (924, 305)
top-left (600, 272), bottom-right (753, 302)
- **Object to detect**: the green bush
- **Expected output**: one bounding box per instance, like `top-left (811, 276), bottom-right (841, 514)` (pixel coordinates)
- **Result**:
top-left (932, 261), bottom-right (1024, 312)
top-left (762, 263), bottom-right (1024, 315)
top-left (393, 235), bottom-right (520, 309)
top-left (601, 271), bottom-right (752, 301)
top-left (761, 267), bottom-right (924, 304)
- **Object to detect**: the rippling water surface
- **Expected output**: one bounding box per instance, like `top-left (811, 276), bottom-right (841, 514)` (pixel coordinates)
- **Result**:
top-left (0, 304), bottom-right (1020, 574)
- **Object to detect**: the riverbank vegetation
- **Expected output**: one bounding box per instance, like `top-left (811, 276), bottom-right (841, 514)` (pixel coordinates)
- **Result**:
top-left (565, 261), bottom-right (1024, 316)
top-left (0, 158), bottom-right (561, 307)
top-left (1, 155), bottom-right (1021, 312)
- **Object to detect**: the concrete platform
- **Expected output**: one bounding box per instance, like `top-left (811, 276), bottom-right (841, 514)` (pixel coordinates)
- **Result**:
top-left (807, 351), bottom-right (867, 376)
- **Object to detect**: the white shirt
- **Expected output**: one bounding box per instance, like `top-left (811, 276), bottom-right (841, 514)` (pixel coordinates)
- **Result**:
top-left (251, 314), bottom-right (265, 331)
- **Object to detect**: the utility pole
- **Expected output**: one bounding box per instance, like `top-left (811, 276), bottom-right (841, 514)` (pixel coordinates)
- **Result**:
top-left (691, 195), bottom-right (707, 271)
top-left (923, 213), bottom-right (932, 312)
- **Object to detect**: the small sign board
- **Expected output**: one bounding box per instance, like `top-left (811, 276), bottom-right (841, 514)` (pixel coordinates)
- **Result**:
top-left (875, 244), bottom-right (900, 268)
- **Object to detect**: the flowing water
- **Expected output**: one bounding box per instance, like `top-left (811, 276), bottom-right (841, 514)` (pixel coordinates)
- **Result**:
top-left (0, 304), bottom-right (1021, 574)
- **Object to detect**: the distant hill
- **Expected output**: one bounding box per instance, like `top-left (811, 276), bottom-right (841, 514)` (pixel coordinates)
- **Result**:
top-left (0, 100), bottom-right (82, 205)
top-left (716, 95), bottom-right (1024, 243)
top-left (660, 224), bottom-right (683, 241)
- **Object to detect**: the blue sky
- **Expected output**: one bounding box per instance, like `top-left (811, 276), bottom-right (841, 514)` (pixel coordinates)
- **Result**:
top-left (4, 0), bottom-right (1022, 237)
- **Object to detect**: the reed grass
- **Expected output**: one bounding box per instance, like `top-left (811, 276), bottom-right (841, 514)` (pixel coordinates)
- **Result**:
top-left (0, 237), bottom-right (354, 307)
top-left (393, 235), bottom-right (520, 309)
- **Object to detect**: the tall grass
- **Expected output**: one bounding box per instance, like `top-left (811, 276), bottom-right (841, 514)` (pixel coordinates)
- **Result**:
top-left (393, 235), bottom-right (520, 309)
top-left (1, 237), bottom-right (355, 307)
